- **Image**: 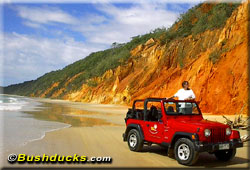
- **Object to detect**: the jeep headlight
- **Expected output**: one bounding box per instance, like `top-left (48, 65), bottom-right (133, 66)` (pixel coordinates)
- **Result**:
top-left (204, 129), bottom-right (211, 137)
top-left (226, 127), bottom-right (231, 136)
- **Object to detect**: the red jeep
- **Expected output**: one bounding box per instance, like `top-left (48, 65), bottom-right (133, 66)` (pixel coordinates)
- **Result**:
top-left (122, 98), bottom-right (243, 165)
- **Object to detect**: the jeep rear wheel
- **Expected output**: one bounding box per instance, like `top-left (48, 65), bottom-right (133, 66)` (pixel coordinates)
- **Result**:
top-left (214, 148), bottom-right (236, 161)
top-left (174, 138), bottom-right (199, 166)
top-left (127, 129), bottom-right (143, 152)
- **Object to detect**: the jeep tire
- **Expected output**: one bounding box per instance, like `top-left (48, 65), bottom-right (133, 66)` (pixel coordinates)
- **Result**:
top-left (174, 138), bottom-right (199, 166)
top-left (214, 148), bottom-right (236, 161)
top-left (127, 129), bottom-right (143, 152)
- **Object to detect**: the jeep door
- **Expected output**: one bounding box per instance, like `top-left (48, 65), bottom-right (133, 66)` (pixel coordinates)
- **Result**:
top-left (143, 104), bottom-right (164, 144)
top-left (144, 119), bottom-right (164, 143)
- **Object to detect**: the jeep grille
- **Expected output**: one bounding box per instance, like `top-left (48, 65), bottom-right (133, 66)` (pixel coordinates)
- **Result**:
top-left (210, 128), bottom-right (227, 143)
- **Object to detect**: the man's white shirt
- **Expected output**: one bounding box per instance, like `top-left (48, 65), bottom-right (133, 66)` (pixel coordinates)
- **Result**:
top-left (174, 88), bottom-right (196, 100)
top-left (174, 88), bottom-right (196, 108)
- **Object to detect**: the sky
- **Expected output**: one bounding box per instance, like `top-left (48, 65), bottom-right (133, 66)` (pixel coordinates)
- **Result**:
top-left (1, 1), bottom-right (202, 86)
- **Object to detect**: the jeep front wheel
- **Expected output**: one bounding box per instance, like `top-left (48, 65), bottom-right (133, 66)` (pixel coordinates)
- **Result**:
top-left (174, 138), bottom-right (199, 166)
top-left (127, 129), bottom-right (143, 152)
top-left (214, 148), bottom-right (236, 161)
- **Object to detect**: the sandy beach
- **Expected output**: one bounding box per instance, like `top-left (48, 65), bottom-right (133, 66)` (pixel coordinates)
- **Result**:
top-left (1, 97), bottom-right (249, 168)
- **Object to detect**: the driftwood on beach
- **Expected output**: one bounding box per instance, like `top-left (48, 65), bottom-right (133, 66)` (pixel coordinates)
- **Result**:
top-left (222, 105), bottom-right (250, 142)
top-left (222, 104), bottom-right (250, 142)
top-left (222, 104), bottom-right (249, 129)
top-left (222, 114), bottom-right (250, 142)
top-left (222, 115), bottom-right (250, 130)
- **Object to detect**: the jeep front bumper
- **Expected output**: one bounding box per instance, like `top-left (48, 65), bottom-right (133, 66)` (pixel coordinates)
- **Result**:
top-left (194, 139), bottom-right (243, 152)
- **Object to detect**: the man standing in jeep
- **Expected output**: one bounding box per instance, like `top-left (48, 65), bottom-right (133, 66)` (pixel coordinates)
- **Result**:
top-left (170, 81), bottom-right (196, 100)
top-left (168, 81), bottom-right (196, 114)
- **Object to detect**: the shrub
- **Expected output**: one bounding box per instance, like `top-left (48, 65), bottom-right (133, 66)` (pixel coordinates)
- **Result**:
top-left (208, 3), bottom-right (238, 30)
top-left (191, 13), bottom-right (208, 35)
top-left (162, 3), bottom-right (239, 41)
top-left (209, 49), bottom-right (221, 64)
top-left (87, 80), bottom-right (98, 87)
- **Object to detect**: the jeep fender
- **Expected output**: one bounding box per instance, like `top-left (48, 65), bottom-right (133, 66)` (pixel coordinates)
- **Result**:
top-left (123, 124), bottom-right (144, 141)
top-left (170, 132), bottom-right (199, 148)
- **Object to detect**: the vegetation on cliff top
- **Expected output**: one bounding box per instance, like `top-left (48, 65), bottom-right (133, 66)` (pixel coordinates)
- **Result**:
top-left (4, 2), bottom-right (239, 97)
top-left (160, 3), bottom-right (238, 43)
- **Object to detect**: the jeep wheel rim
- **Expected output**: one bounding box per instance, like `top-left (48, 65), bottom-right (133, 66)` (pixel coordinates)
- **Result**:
top-left (178, 144), bottom-right (190, 161)
top-left (129, 134), bottom-right (137, 147)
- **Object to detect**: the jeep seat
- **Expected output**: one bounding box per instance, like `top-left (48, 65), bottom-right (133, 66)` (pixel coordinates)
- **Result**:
top-left (166, 106), bottom-right (177, 115)
top-left (148, 105), bottom-right (158, 121)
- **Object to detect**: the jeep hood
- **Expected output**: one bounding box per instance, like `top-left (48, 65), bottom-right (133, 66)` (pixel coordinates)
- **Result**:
top-left (172, 118), bottom-right (228, 130)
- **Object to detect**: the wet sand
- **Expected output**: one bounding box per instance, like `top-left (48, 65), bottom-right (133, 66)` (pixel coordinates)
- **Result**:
top-left (1, 98), bottom-right (250, 168)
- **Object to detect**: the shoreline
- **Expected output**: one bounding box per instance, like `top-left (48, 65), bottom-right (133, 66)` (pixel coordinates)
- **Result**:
top-left (1, 94), bottom-right (248, 116)
top-left (0, 96), bottom-right (72, 155)
top-left (23, 123), bottom-right (72, 147)
top-left (1, 122), bottom-right (72, 156)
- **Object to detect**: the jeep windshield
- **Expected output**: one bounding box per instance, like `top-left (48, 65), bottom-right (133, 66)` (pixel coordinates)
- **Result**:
top-left (164, 101), bottom-right (201, 115)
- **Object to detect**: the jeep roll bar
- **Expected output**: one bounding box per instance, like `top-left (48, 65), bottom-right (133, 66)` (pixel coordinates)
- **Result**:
top-left (131, 99), bottom-right (144, 115)
top-left (132, 98), bottom-right (201, 120)
top-left (143, 98), bottom-right (166, 120)
top-left (131, 98), bottom-right (166, 120)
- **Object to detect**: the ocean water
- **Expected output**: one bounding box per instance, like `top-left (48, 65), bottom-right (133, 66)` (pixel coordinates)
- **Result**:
top-left (0, 94), bottom-right (71, 154)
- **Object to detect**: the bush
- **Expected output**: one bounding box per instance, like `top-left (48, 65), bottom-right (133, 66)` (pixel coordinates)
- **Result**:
top-left (209, 47), bottom-right (229, 64)
top-left (162, 3), bottom-right (239, 41)
top-left (208, 3), bottom-right (238, 30)
top-left (87, 80), bottom-right (98, 87)
top-left (209, 49), bottom-right (221, 64)
top-left (191, 12), bottom-right (208, 35)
